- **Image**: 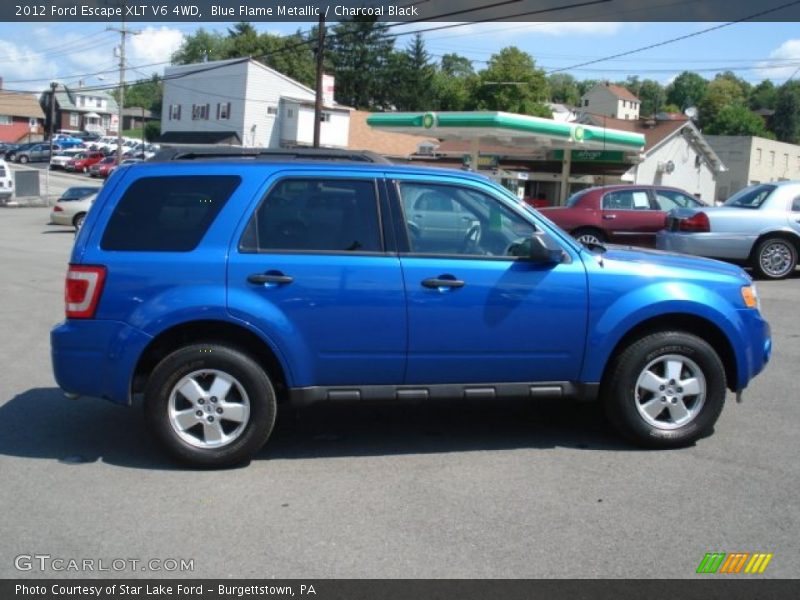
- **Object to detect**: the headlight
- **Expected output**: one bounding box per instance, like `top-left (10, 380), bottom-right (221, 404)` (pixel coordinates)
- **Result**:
top-left (741, 285), bottom-right (760, 310)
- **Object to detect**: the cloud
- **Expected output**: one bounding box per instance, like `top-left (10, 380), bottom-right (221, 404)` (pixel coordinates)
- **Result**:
top-left (128, 27), bottom-right (185, 73)
top-left (0, 40), bottom-right (58, 91)
top-left (755, 39), bottom-right (800, 81)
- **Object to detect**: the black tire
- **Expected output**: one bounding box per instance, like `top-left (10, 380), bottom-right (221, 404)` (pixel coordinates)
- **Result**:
top-left (603, 331), bottom-right (726, 449)
top-left (73, 213), bottom-right (86, 231)
top-left (18, 155), bottom-right (28, 164)
top-left (751, 237), bottom-right (798, 280)
top-left (572, 227), bottom-right (606, 245)
top-left (144, 344), bottom-right (277, 468)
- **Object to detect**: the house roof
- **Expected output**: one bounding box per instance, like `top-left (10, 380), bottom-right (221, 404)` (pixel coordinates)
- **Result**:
top-left (580, 113), bottom-right (725, 172)
top-left (0, 91), bottom-right (44, 119)
top-left (52, 85), bottom-right (119, 115)
top-left (586, 83), bottom-right (640, 103)
top-left (348, 110), bottom-right (437, 158)
top-left (0, 122), bottom-right (34, 143)
top-left (280, 96), bottom-right (352, 112)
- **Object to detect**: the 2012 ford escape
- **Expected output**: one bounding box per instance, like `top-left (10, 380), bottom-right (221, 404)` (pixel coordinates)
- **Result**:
top-left (51, 150), bottom-right (772, 467)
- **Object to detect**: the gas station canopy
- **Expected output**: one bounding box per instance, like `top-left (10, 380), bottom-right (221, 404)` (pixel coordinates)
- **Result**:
top-left (367, 111), bottom-right (646, 203)
top-left (366, 111), bottom-right (646, 153)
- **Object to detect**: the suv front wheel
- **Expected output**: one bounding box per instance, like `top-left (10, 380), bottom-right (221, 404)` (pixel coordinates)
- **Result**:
top-left (604, 331), bottom-right (726, 448)
top-left (144, 344), bottom-right (277, 467)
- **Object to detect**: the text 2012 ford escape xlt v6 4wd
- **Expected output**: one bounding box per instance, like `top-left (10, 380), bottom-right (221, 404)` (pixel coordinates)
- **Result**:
top-left (51, 150), bottom-right (772, 467)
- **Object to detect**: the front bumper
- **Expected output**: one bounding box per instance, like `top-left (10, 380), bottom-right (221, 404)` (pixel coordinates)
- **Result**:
top-left (51, 319), bottom-right (153, 405)
top-left (735, 308), bottom-right (771, 391)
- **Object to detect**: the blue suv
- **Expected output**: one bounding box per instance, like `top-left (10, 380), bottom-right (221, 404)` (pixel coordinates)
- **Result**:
top-left (51, 150), bottom-right (772, 467)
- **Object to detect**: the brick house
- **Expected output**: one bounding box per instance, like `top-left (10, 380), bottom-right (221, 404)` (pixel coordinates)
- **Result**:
top-left (40, 84), bottom-right (119, 136)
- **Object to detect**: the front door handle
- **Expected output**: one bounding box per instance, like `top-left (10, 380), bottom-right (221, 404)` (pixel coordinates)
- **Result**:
top-left (247, 271), bottom-right (294, 285)
top-left (603, 214), bottom-right (617, 220)
top-left (422, 276), bottom-right (465, 290)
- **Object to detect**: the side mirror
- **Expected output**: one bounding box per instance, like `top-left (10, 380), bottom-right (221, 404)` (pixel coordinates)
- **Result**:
top-left (527, 231), bottom-right (564, 264)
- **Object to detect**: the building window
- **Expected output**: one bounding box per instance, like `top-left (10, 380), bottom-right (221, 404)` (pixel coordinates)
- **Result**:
top-left (319, 112), bottom-right (331, 122)
top-left (0, 115), bottom-right (11, 125)
top-left (217, 102), bottom-right (231, 120)
top-left (287, 108), bottom-right (294, 118)
top-left (769, 151), bottom-right (775, 166)
top-left (169, 104), bottom-right (181, 120)
top-left (755, 148), bottom-right (762, 165)
top-left (191, 104), bottom-right (209, 120)
top-left (267, 106), bottom-right (278, 116)
top-left (69, 112), bottom-right (79, 127)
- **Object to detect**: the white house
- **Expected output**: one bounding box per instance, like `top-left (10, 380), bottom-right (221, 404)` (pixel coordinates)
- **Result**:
top-left (581, 83), bottom-right (641, 120)
top-left (160, 58), bottom-right (351, 148)
top-left (580, 113), bottom-right (726, 203)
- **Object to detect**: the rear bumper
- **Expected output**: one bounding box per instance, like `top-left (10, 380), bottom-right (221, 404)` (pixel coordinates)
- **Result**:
top-left (51, 319), bottom-right (152, 405)
top-left (656, 231), bottom-right (755, 261)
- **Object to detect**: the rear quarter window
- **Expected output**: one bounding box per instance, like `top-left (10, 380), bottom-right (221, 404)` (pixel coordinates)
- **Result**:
top-left (100, 175), bottom-right (240, 251)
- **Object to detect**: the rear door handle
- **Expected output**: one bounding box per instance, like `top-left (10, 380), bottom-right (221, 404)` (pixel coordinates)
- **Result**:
top-left (422, 277), bottom-right (465, 289)
top-left (247, 271), bottom-right (294, 285)
top-left (603, 214), bottom-right (617, 220)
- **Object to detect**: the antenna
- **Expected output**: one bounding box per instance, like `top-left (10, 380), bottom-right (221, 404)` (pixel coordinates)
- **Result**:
top-left (684, 106), bottom-right (698, 120)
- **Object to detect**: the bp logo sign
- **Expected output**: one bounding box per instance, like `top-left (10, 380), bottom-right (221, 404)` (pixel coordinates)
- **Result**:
top-left (422, 112), bottom-right (437, 129)
top-left (573, 125), bottom-right (585, 142)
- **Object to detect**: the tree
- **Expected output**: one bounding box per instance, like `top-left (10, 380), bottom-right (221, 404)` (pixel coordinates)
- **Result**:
top-left (256, 30), bottom-right (316, 88)
top-left (547, 73), bottom-right (581, 105)
top-left (224, 22), bottom-right (260, 57)
top-left (390, 33), bottom-right (435, 111)
top-left (699, 77), bottom-right (747, 128)
top-left (666, 71), bottom-right (707, 111)
top-left (772, 82), bottom-right (800, 143)
top-left (440, 53), bottom-right (474, 78)
top-left (171, 28), bottom-right (227, 64)
top-left (328, 17), bottom-right (395, 109)
top-left (749, 80), bottom-right (778, 111)
top-left (704, 104), bottom-right (769, 136)
top-left (432, 54), bottom-right (476, 111)
top-left (637, 79), bottom-right (666, 116)
top-left (475, 47), bottom-right (550, 116)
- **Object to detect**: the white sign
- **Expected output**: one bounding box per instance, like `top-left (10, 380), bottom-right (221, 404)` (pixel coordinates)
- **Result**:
top-left (322, 74), bottom-right (335, 105)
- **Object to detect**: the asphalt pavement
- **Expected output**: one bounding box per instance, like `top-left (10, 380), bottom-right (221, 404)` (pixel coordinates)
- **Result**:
top-left (0, 207), bottom-right (797, 579)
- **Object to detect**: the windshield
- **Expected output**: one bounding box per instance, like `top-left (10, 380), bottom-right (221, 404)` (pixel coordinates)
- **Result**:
top-left (724, 184), bottom-right (776, 209)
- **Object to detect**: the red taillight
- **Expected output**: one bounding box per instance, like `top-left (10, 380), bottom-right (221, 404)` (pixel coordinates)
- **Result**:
top-left (53, 205), bottom-right (63, 212)
top-left (65, 265), bottom-right (106, 319)
top-left (679, 212), bottom-right (710, 233)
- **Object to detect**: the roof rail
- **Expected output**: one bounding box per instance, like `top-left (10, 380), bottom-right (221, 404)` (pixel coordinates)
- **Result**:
top-left (150, 145), bottom-right (392, 164)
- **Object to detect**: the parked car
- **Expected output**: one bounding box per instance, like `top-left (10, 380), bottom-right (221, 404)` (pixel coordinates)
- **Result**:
top-left (0, 159), bottom-right (13, 203)
top-left (66, 151), bottom-right (105, 173)
top-left (52, 134), bottom-right (84, 149)
top-left (50, 149), bottom-right (772, 467)
top-left (49, 187), bottom-right (100, 230)
top-left (657, 181), bottom-right (800, 280)
top-left (50, 148), bottom-right (86, 170)
top-left (89, 156), bottom-right (117, 178)
top-left (14, 142), bottom-right (60, 164)
top-left (4, 142), bottom-right (34, 161)
top-left (540, 185), bottom-right (706, 247)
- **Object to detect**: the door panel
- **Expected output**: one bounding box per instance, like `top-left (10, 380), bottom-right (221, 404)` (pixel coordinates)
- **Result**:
top-left (601, 189), bottom-right (664, 246)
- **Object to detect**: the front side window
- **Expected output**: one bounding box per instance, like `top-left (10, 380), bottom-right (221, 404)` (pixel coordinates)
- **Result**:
top-left (101, 176), bottom-right (240, 251)
top-left (398, 182), bottom-right (535, 257)
top-left (654, 190), bottom-right (703, 211)
top-left (240, 179), bottom-right (382, 253)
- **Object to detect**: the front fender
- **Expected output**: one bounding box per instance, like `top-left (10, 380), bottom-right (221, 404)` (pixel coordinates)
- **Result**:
top-left (581, 281), bottom-right (749, 387)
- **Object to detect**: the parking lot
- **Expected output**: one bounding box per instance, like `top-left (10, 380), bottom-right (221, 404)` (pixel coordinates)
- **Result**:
top-left (0, 206), bottom-right (798, 579)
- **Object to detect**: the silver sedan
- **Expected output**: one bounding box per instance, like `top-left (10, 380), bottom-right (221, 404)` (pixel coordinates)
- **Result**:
top-left (656, 181), bottom-right (800, 279)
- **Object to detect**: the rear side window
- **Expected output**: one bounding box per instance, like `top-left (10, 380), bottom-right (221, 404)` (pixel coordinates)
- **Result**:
top-left (240, 178), bottom-right (381, 253)
top-left (101, 175), bottom-right (240, 251)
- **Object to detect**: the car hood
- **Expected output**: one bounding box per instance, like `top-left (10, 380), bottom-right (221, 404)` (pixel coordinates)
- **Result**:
top-left (590, 244), bottom-right (749, 281)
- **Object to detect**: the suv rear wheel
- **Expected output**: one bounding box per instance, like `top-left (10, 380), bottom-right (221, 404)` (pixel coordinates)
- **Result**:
top-left (144, 344), bottom-right (277, 467)
top-left (604, 331), bottom-right (725, 448)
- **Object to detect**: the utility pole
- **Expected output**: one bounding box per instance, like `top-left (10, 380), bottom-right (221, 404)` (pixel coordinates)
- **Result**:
top-left (108, 2), bottom-right (139, 164)
top-left (47, 81), bottom-right (57, 203)
top-left (313, 14), bottom-right (326, 148)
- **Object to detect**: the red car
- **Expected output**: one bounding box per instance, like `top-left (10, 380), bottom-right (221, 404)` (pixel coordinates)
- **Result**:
top-left (66, 151), bottom-right (105, 174)
top-left (89, 156), bottom-right (117, 178)
top-left (540, 185), bottom-right (706, 247)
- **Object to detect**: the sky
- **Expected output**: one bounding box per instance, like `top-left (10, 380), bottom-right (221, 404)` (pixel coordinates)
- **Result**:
top-left (0, 20), bottom-right (798, 94)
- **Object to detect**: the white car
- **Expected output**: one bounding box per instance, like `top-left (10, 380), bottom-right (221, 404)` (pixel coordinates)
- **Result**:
top-left (50, 148), bottom-right (86, 169)
top-left (0, 159), bottom-right (13, 203)
top-left (49, 187), bottom-right (100, 230)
